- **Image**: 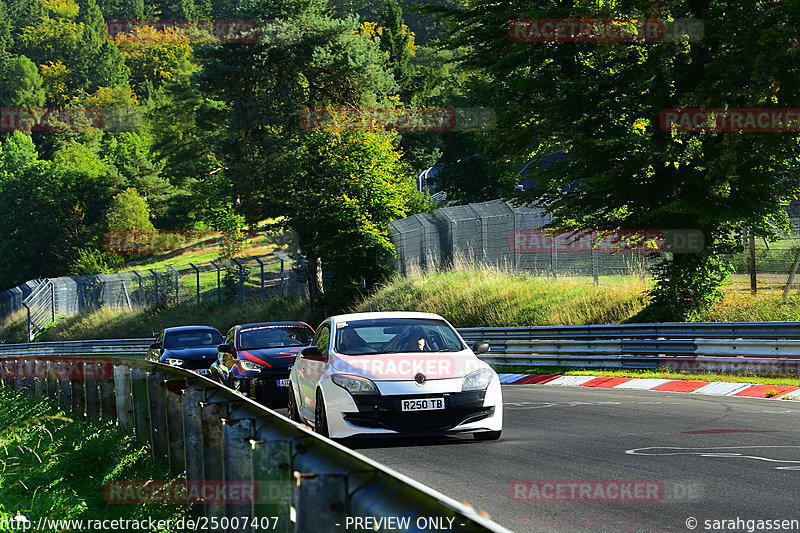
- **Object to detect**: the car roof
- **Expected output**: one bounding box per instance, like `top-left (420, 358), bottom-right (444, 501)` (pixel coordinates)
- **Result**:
top-left (238, 321), bottom-right (312, 329)
top-left (328, 311), bottom-right (448, 323)
top-left (163, 325), bottom-right (221, 333)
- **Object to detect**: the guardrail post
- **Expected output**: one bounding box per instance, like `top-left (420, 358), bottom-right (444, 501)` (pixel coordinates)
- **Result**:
top-left (131, 367), bottom-right (151, 444)
top-left (164, 379), bottom-right (187, 473)
top-left (182, 386), bottom-right (206, 505)
top-left (46, 359), bottom-right (57, 399)
top-left (84, 361), bottom-right (100, 418)
top-left (294, 472), bottom-right (348, 531)
top-left (13, 359), bottom-right (24, 391)
top-left (201, 399), bottom-right (229, 518)
top-left (99, 369), bottom-right (117, 423)
top-left (114, 365), bottom-right (134, 432)
top-left (146, 371), bottom-right (170, 465)
top-left (34, 358), bottom-right (46, 397)
top-left (70, 361), bottom-right (86, 420)
top-left (23, 359), bottom-right (35, 394)
top-left (251, 430), bottom-right (291, 533)
top-left (143, 370), bottom-right (169, 465)
top-left (57, 359), bottom-right (71, 412)
top-left (222, 418), bottom-right (255, 530)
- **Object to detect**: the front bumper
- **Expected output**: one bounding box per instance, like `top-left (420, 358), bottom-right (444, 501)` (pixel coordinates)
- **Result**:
top-left (321, 376), bottom-right (503, 438)
top-left (343, 391), bottom-right (493, 433)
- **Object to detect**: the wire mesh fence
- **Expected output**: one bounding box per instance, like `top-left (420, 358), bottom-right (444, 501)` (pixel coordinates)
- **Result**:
top-left (389, 200), bottom-right (800, 291)
top-left (2, 253), bottom-right (307, 342)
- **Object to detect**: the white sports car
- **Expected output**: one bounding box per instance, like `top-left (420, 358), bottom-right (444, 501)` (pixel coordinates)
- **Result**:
top-left (286, 311), bottom-right (503, 440)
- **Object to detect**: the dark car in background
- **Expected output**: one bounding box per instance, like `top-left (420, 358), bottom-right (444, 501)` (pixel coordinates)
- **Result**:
top-left (147, 326), bottom-right (224, 376)
top-left (210, 322), bottom-right (315, 406)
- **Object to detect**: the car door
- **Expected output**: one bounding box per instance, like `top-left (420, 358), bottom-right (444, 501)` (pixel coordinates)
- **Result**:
top-left (298, 322), bottom-right (330, 417)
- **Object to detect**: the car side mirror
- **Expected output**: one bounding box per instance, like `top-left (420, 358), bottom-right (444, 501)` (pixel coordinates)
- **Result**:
top-left (472, 341), bottom-right (490, 354)
top-left (149, 342), bottom-right (161, 350)
top-left (301, 346), bottom-right (326, 361)
top-left (217, 343), bottom-right (234, 354)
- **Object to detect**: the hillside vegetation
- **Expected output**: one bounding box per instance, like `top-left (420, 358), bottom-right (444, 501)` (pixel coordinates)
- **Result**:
top-left (6, 264), bottom-right (800, 344)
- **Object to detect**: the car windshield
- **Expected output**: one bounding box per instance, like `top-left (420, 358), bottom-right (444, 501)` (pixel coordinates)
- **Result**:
top-left (334, 318), bottom-right (465, 355)
top-left (163, 329), bottom-right (222, 349)
top-left (239, 325), bottom-right (314, 350)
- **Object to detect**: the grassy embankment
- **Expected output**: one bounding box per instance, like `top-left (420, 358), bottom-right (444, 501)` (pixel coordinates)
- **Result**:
top-left (0, 388), bottom-right (185, 530)
top-left (3, 262), bottom-right (800, 386)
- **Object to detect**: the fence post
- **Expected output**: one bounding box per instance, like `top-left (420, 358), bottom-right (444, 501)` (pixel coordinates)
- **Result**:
top-left (231, 258), bottom-right (244, 303)
top-left (50, 281), bottom-right (55, 324)
top-left (189, 263), bottom-right (200, 305)
top-left (254, 257), bottom-right (265, 299)
top-left (168, 266), bottom-right (179, 303)
top-left (274, 251), bottom-right (289, 298)
top-left (591, 232), bottom-right (599, 285)
top-left (747, 227), bottom-right (757, 295)
top-left (210, 261), bottom-right (221, 305)
top-left (782, 247), bottom-right (800, 302)
top-left (148, 269), bottom-right (159, 302)
top-left (24, 302), bottom-right (32, 342)
top-left (132, 270), bottom-right (143, 306)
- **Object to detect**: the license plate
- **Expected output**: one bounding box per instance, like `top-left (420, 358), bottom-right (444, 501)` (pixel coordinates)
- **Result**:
top-left (195, 369), bottom-right (210, 376)
top-left (401, 398), bottom-right (445, 411)
top-left (277, 379), bottom-right (290, 387)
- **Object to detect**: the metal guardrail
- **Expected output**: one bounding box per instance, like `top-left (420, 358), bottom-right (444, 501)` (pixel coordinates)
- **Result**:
top-left (459, 323), bottom-right (800, 372)
top-left (0, 338), bottom-right (153, 357)
top-left (458, 321), bottom-right (800, 340)
top-left (0, 355), bottom-right (511, 533)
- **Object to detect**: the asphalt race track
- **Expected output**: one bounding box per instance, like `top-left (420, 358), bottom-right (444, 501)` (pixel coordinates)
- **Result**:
top-left (339, 385), bottom-right (800, 533)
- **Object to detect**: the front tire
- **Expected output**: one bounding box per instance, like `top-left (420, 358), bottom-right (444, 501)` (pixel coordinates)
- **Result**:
top-left (287, 384), bottom-right (301, 422)
top-left (474, 430), bottom-right (501, 441)
top-left (314, 390), bottom-right (329, 437)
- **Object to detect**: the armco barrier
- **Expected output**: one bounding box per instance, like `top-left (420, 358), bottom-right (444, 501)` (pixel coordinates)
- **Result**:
top-left (0, 356), bottom-right (511, 533)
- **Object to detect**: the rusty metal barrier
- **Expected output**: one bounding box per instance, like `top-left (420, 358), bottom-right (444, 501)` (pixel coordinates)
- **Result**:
top-left (0, 355), bottom-right (511, 533)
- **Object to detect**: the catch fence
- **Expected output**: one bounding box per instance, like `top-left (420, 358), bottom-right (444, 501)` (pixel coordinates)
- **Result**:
top-left (3, 252), bottom-right (306, 342)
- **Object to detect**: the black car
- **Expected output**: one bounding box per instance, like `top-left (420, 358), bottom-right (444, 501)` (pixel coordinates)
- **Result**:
top-left (210, 321), bottom-right (315, 405)
top-left (147, 326), bottom-right (224, 376)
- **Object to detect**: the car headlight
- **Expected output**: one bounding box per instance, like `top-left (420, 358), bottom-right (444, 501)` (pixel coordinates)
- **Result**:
top-left (331, 373), bottom-right (378, 394)
top-left (165, 358), bottom-right (185, 367)
top-left (462, 368), bottom-right (493, 391)
top-left (240, 361), bottom-right (263, 372)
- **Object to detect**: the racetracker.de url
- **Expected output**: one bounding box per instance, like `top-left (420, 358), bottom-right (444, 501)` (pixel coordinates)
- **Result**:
top-left (0, 516), bottom-right (281, 531)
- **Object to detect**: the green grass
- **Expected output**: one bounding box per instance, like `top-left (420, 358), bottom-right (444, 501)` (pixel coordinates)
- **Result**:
top-left (33, 297), bottom-right (313, 342)
top-left (493, 365), bottom-right (800, 387)
top-left (354, 264), bottom-right (649, 328)
top-left (0, 388), bottom-right (186, 530)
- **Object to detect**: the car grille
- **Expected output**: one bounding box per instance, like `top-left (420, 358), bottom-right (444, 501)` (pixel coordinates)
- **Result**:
top-left (343, 391), bottom-right (492, 433)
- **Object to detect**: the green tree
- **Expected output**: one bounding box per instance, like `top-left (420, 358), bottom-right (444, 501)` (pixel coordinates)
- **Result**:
top-left (439, 0), bottom-right (800, 320)
top-left (105, 187), bottom-right (156, 232)
top-left (0, 54), bottom-right (46, 108)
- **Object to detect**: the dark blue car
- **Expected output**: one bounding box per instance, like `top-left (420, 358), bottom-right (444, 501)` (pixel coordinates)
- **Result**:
top-left (147, 326), bottom-right (224, 376)
top-left (210, 322), bottom-right (315, 405)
